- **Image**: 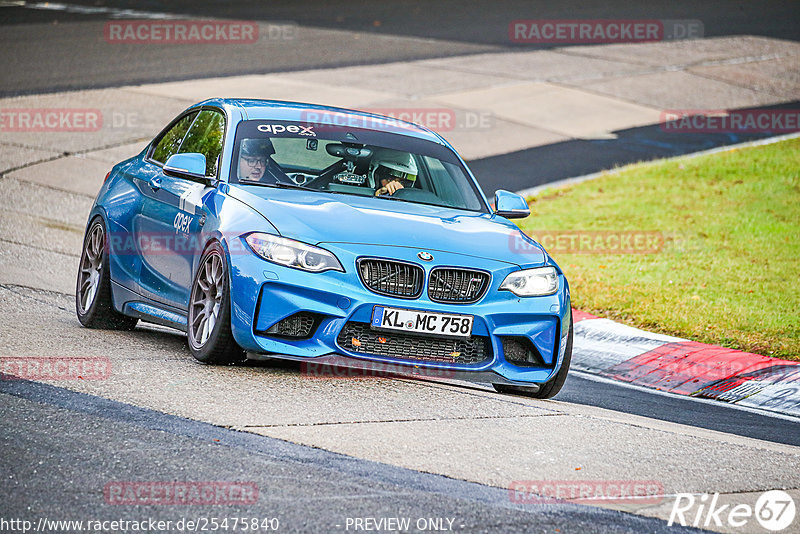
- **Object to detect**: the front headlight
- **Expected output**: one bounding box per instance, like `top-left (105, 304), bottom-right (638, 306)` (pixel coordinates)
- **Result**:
top-left (245, 233), bottom-right (344, 273)
top-left (499, 266), bottom-right (558, 297)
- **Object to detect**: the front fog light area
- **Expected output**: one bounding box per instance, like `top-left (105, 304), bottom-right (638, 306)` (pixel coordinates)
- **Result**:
top-left (499, 266), bottom-right (558, 297)
top-left (502, 337), bottom-right (549, 367)
top-left (245, 233), bottom-right (344, 273)
top-left (264, 312), bottom-right (320, 338)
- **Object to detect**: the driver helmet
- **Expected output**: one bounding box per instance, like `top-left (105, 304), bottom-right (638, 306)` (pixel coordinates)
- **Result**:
top-left (371, 148), bottom-right (417, 186)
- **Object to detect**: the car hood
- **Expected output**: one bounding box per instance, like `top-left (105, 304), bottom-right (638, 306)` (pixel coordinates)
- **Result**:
top-left (228, 185), bottom-right (546, 267)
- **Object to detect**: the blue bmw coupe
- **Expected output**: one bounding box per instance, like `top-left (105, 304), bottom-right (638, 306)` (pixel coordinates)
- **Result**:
top-left (76, 98), bottom-right (572, 398)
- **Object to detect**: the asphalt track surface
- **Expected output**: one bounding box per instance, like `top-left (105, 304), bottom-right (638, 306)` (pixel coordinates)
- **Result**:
top-left (469, 104), bottom-right (800, 194)
top-left (2, 2), bottom-right (799, 532)
top-left (3, 1), bottom-right (798, 190)
top-left (2, 0), bottom-right (799, 96)
top-left (1, 377), bottom-right (705, 534)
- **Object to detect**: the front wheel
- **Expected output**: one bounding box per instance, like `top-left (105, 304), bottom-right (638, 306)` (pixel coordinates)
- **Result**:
top-left (76, 218), bottom-right (138, 330)
top-left (493, 311), bottom-right (573, 399)
top-left (187, 243), bottom-right (245, 364)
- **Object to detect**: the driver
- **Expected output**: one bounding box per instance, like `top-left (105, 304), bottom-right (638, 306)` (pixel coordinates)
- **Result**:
top-left (237, 138), bottom-right (291, 183)
top-left (372, 149), bottom-right (418, 196)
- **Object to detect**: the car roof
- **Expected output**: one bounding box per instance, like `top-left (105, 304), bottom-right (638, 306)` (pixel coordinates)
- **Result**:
top-left (193, 98), bottom-right (446, 145)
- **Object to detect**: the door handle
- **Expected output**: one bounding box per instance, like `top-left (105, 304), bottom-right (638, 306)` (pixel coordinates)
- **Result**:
top-left (148, 177), bottom-right (162, 191)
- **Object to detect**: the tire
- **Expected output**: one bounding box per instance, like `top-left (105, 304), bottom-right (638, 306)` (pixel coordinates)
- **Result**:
top-left (76, 218), bottom-right (138, 330)
top-left (187, 243), bottom-right (245, 364)
top-left (493, 311), bottom-right (573, 399)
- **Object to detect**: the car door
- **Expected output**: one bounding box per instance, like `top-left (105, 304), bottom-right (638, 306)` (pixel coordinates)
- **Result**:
top-left (136, 109), bottom-right (225, 310)
top-left (103, 155), bottom-right (151, 295)
top-left (131, 111), bottom-right (197, 304)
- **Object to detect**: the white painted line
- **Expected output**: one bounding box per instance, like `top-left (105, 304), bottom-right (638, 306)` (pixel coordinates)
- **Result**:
top-left (735, 383), bottom-right (800, 417)
top-left (576, 317), bottom-right (685, 343)
top-left (571, 369), bottom-right (800, 424)
top-left (18, 1), bottom-right (184, 19)
top-left (516, 131), bottom-right (800, 198)
top-left (571, 318), bottom-right (681, 373)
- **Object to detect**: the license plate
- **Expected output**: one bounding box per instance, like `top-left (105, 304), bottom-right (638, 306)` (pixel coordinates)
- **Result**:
top-left (371, 306), bottom-right (473, 339)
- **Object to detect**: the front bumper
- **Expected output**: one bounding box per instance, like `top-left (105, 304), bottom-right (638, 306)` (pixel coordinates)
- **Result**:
top-left (227, 240), bottom-right (571, 385)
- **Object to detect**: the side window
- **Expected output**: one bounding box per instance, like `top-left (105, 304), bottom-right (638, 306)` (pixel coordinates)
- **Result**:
top-left (177, 109), bottom-right (225, 177)
top-left (151, 112), bottom-right (198, 164)
top-left (422, 156), bottom-right (481, 211)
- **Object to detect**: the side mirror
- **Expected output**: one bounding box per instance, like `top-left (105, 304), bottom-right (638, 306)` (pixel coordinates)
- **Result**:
top-left (163, 153), bottom-right (213, 185)
top-left (494, 190), bottom-right (530, 219)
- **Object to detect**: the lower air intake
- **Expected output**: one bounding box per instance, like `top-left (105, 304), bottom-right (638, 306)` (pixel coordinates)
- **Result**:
top-left (502, 337), bottom-right (551, 367)
top-left (337, 321), bottom-right (491, 365)
top-left (264, 312), bottom-right (319, 339)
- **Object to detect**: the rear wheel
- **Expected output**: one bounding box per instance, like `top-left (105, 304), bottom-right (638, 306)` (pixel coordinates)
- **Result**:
top-left (493, 311), bottom-right (573, 399)
top-left (187, 243), bottom-right (245, 364)
top-left (76, 218), bottom-right (138, 330)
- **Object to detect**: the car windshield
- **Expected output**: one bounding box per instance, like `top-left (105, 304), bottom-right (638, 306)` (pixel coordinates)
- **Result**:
top-left (230, 119), bottom-right (488, 212)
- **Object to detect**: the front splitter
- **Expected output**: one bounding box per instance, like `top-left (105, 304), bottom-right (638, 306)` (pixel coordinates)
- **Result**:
top-left (245, 351), bottom-right (541, 391)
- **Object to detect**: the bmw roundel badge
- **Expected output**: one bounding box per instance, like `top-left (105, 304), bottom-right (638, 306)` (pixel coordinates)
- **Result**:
top-left (418, 251), bottom-right (433, 261)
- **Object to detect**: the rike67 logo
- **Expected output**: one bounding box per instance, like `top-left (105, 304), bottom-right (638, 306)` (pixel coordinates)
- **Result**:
top-left (669, 490), bottom-right (796, 531)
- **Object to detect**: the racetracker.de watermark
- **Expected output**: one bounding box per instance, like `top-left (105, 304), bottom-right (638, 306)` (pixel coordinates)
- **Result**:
top-left (509, 480), bottom-right (665, 505)
top-left (299, 108), bottom-right (493, 133)
top-left (97, 230), bottom-right (666, 258)
top-left (0, 109), bottom-right (102, 132)
top-left (0, 357), bottom-right (111, 380)
top-left (104, 481), bottom-right (259, 505)
top-left (510, 231), bottom-right (665, 255)
top-left (509, 19), bottom-right (703, 43)
top-left (103, 20), bottom-right (297, 44)
top-left (103, 231), bottom-right (259, 256)
top-left (661, 109), bottom-right (800, 134)
top-left (300, 361), bottom-right (457, 380)
top-left (365, 108), bottom-right (493, 132)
